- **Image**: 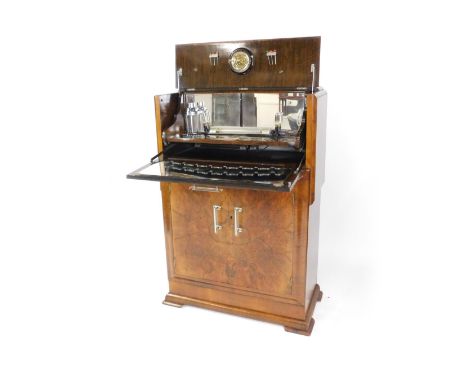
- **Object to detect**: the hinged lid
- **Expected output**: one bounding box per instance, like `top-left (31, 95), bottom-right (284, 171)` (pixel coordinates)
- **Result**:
top-left (175, 36), bottom-right (321, 91)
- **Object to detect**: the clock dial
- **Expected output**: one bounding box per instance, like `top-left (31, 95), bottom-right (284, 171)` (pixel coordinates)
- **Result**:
top-left (229, 48), bottom-right (253, 74)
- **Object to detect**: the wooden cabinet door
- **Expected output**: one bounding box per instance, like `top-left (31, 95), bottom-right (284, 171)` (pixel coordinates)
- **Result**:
top-left (227, 189), bottom-right (296, 297)
top-left (170, 183), bottom-right (233, 284)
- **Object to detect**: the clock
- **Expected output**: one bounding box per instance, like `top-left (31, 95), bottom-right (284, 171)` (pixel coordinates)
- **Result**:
top-left (228, 48), bottom-right (253, 74)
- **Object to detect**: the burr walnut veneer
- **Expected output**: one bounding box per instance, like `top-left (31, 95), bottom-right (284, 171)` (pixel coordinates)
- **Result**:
top-left (128, 37), bottom-right (327, 335)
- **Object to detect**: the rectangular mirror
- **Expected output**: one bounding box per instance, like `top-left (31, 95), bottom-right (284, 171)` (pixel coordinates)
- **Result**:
top-left (186, 92), bottom-right (305, 135)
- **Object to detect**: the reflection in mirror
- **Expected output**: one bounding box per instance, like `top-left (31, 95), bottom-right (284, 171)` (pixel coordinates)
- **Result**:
top-left (186, 92), bottom-right (305, 135)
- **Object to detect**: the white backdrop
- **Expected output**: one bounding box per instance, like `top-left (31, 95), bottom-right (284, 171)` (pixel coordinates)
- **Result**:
top-left (1, 0), bottom-right (467, 381)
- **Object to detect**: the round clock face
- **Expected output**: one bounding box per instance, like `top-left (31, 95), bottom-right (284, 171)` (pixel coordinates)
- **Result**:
top-left (229, 48), bottom-right (253, 74)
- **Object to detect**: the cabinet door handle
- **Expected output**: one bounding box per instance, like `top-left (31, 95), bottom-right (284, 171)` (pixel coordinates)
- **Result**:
top-left (234, 207), bottom-right (243, 236)
top-left (213, 205), bottom-right (222, 234)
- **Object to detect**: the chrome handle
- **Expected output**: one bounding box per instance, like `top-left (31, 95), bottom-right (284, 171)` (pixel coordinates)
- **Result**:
top-left (189, 185), bottom-right (222, 192)
top-left (213, 205), bottom-right (222, 234)
top-left (234, 207), bottom-right (243, 236)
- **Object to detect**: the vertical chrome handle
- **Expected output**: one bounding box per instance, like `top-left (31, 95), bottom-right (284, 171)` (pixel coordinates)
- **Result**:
top-left (234, 207), bottom-right (243, 236)
top-left (213, 205), bottom-right (222, 234)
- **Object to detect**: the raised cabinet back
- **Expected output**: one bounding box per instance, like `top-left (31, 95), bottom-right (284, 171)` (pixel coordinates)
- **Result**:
top-left (176, 37), bottom-right (321, 90)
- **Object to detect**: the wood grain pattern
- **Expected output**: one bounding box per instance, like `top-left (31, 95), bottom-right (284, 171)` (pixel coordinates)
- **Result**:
top-left (160, 182), bottom-right (175, 278)
top-left (154, 93), bottom-right (181, 150)
top-left (305, 92), bottom-right (327, 307)
top-left (154, 96), bottom-right (163, 153)
top-left (176, 37), bottom-right (320, 91)
top-left (168, 277), bottom-right (306, 319)
top-left (164, 284), bottom-right (322, 336)
top-left (159, 170), bottom-right (318, 329)
top-left (169, 181), bottom-right (307, 298)
top-left (151, 94), bottom-right (324, 333)
top-left (291, 169), bottom-right (310, 302)
top-left (305, 94), bottom-right (318, 204)
top-left (229, 187), bottom-right (294, 296)
top-left (284, 284), bottom-right (322, 335)
top-left (147, 38), bottom-right (327, 335)
top-left (169, 183), bottom-right (233, 286)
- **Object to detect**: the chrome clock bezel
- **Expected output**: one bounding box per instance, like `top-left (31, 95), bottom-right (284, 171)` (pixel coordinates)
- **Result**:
top-left (228, 48), bottom-right (253, 74)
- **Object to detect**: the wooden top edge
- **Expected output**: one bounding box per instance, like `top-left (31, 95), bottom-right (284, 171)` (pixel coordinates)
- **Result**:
top-left (175, 36), bottom-right (321, 47)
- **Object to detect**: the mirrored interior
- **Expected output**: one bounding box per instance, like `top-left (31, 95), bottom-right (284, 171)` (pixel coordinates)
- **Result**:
top-left (186, 92), bottom-right (305, 135)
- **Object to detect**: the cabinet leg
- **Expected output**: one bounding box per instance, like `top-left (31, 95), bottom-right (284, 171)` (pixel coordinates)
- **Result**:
top-left (284, 318), bottom-right (315, 336)
top-left (284, 284), bottom-right (322, 336)
top-left (162, 300), bottom-right (183, 308)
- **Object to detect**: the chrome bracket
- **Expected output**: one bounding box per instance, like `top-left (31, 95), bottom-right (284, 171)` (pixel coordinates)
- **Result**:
top-left (266, 50), bottom-right (277, 65)
top-left (176, 67), bottom-right (183, 89)
top-left (209, 52), bottom-right (219, 66)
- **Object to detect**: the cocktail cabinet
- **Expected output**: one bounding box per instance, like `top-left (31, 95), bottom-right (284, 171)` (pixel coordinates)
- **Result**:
top-left (128, 37), bottom-right (327, 335)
